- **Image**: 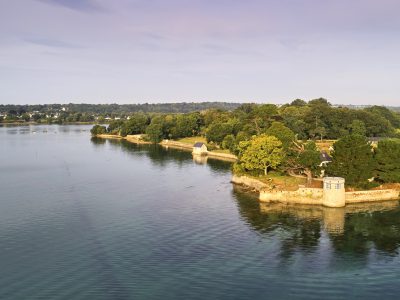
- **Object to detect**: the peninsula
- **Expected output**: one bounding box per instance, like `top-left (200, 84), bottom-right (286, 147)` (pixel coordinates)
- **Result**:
top-left (90, 99), bottom-right (400, 203)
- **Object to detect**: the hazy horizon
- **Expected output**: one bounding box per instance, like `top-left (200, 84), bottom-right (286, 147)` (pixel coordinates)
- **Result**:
top-left (1, 100), bottom-right (399, 108)
top-left (1, 0), bottom-right (400, 105)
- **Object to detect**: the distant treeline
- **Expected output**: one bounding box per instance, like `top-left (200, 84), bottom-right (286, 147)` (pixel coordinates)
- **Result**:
top-left (91, 98), bottom-right (400, 142)
top-left (0, 102), bottom-right (242, 114)
top-left (1, 102), bottom-right (399, 115)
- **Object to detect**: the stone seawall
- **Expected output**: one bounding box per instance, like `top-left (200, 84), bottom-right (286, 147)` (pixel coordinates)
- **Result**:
top-left (345, 190), bottom-right (399, 203)
top-left (206, 151), bottom-right (237, 161)
top-left (160, 140), bottom-right (193, 150)
top-left (231, 175), bottom-right (267, 191)
top-left (260, 187), bottom-right (399, 205)
top-left (161, 141), bottom-right (238, 162)
top-left (96, 134), bottom-right (152, 144)
top-left (95, 135), bottom-right (237, 162)
top-left (260, 188), bottom-right (323, 205)
top-left (232, 175), bottom-right (399, 206)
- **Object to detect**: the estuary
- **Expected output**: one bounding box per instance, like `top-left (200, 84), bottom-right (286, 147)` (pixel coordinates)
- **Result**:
top-left (1, 125), bottom-right (400, 299)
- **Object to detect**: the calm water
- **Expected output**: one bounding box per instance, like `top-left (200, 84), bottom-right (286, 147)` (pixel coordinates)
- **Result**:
top-left (1, 125), bottom-right (400, 299)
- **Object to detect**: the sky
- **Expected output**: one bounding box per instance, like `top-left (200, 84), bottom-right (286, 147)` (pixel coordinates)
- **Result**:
top-left (0, 0), bottom-right (399, 105)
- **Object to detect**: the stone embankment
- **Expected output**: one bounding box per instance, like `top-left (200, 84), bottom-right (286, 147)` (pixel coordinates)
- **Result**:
top-left (160, 140), bottom-right (237, 161)
top-left (95, 135), bottom-right (237, 162)
top-left (260, 188), bottom-right (324, 205)
top-left (231, 175), bottom-right (268, 191)
top-left (232, 175), bottom-right (400, 207)
top-left (96, 134), bottom-right (153, 144)
top-left (345, 189), bottom-right (399, 204)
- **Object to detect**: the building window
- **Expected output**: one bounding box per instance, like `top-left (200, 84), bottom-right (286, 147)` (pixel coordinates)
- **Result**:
top-left (325, 183), bottom-right (331, 189)
top-left (336, 183), bottom-right (341, 189)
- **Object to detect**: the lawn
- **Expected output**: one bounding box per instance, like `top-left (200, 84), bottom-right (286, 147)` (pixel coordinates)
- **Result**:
top-left (176, 136), bottom-right (207, 145)
top-left (210, 149), bottom-right (231, 154)
top-left (315, 140), bottom-right (336, 152)
top-left (251, 171), bottom-right (322, 190)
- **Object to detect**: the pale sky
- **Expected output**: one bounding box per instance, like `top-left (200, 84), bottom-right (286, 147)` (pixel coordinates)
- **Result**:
top-left (1, 0), bottom-right (399, 105)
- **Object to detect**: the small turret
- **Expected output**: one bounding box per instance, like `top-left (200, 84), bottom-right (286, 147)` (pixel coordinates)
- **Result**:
top-left (322, 177), bottom-right (345, 207)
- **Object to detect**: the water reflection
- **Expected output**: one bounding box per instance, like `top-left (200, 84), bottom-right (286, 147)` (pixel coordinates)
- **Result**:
top-left (0, 124), bottom-right (90, 135)
top-left (193, 154), bottom-right (208, 165)
top-left (90, 136), bottom-right (106, 146)
top-left (95, 138), bottom-right (232, 173)
top-left (233, 186), bottom-right (400, 259)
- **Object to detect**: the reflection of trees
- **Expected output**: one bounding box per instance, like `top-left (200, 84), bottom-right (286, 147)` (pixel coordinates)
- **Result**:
top-left (106, 139), bottom-right (192, 168)
top-left (232, 186), bottom-right (322, 260)
top-left (90, 137), bottom-right (106, 146)
top-left (232, 185), bottom-right (400, 260)
top-left (205, 158), bottom-right (232, 174)
top-left (98, 138), bottom-right (232, 174)
top-left (330, 204), bottom-right (400, 256)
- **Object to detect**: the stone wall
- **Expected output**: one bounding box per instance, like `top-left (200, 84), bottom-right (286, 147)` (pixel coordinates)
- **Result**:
top-left (259, 188), bottom-right (323, 205)
top-left (259, 188), bottom-right (399, 205)
top-left (207, 151), bottom-right (237, 161)
top-left (231, 175), bottom-right (267, 191)
top-left (233, 175), bottom-right (399, 206)
top-left (161, 141), bottom-right (237, 161)
top-left (345, 189), bottom-right (399, 203)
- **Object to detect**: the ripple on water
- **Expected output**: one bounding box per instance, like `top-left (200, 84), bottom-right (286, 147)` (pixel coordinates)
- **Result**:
top-left (1, 126), bottom-right (400, 299)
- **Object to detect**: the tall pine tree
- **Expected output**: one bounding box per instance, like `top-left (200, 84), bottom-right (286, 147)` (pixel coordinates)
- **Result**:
top-left (375, 139), bottom-right (400, 183)
top-left (327, 135), bottom-right (375, 188)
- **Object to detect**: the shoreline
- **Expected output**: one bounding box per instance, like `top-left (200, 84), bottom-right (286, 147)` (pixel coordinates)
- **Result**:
top-left (95, 133), bottom-right (400, 206)
top-left (95, 134), bottom-right (238, 162)
top-left (0, 122), bottom-right (100, 126)
top-left (232, 174), bottom-right (400, 207)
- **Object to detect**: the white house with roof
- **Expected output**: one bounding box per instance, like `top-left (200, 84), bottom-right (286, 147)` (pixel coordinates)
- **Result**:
top-left (192, 142), bottom-right (208, 155)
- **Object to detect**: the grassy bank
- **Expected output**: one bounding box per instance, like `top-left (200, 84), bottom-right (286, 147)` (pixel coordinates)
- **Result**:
top-left (95, 134), bottom-right (238, 161)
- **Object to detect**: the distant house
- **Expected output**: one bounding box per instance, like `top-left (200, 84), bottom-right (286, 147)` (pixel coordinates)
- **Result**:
top-left (192, 142), bottom-right (208, 155)
top-left (368, 137), bottom-right (384, 146)
top-left (319, 151), bottom-right (332, 167)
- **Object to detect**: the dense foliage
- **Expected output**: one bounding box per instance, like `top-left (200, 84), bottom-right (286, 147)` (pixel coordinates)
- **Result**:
top-left (91, 99), bottom-right (399, 142)
top-left (90, 125), bottom-right (107, 135)
top-left (85, 99), bottom-right (400, 188)
top-left (286, 141), bottom-right (321, 184)
top-left (237, 135), bottom-right (284, 175)
top-left (326, 135), bottom-right (376, 188)
top-left (374, 139), bottom-right (400, 183)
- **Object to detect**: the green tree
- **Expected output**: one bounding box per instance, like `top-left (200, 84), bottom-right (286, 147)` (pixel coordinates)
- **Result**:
top-left (90, 125), bottom-right (107, 136)
top-left (238, 135), bottom-right (284, 175)
top-left (287, 141), bottom-right (321, 184)
top-left (21, 113), bottom-right (30, 122)
top-left (120, 113), bottom-right (149, 136)
top-left (350, 119), bottom-right (367, 136)
top-left (290, 99), bottom-right (307, 107)
top-left (206, 122), bottom-right (233, 144)
top-left (366, 106), bottom-right (400, 128)
top-left (107, 120), bottom-right (125, 134)
top-left (310, 126), bottom-right (326, 141)
top-left (374, 139), bottom-right (400, 183)
top-left (171, 114), bottom-right (199, 138)
top-left (222, 134), bottom-right (236, 153)
top-left (327, 135), bottom-right (376, 188)
top-left (145, 122), bottom-right (164, 143)
top-left (279, 106), bottom-right (308, 139)
top-left (265, 121), bottom-right (295, 149)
